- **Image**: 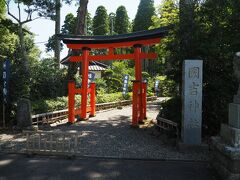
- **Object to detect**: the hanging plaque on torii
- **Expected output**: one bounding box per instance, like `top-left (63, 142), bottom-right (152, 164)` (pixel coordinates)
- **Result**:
top-left (59, 26), bottom-right (169, 126)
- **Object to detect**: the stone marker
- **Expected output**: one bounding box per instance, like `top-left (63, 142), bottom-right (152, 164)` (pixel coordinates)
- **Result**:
top-left (16, 98), bottom-right (32, 130)
top-left (182, 60), bottom-right (203, 145)
top-left (211, 52), bottom-right (240, 180)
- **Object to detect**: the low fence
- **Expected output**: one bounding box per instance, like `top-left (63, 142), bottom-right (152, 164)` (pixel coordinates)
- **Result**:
top-left (32, 96), bottom-right (157, 125)
top-left (156, 117), bottom-right (179, 138)
top-left (24, 130), bottom-right (81, 155)
top-left (32, 109), bottom-right (68, 126)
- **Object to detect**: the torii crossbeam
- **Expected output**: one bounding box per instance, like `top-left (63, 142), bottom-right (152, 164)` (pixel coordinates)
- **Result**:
top-left (59, 26), bottom-right (169, 126)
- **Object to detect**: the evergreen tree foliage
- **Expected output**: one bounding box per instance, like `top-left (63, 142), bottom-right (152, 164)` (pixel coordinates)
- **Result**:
top-left (46, 12), bottom-right (92, 52)
top-left (46, 13), bottom-right (76, 52)
top-left (0, 0), bottom-right (5, 18)
top-left (115, 6), bottom-right (130, 34)
top-left (152, 0), bottom-right (179, 27)
top-left (154, 0), bottom-right (240, 134)
top-left (5, 0), bottom-right (56, 98)
top-left (150, 0), bottom-right (179, 75)
top-left (86, 12), bottom-right (93, 35)
top-left (61, 13), bottom-right (77, 34)
top-left (133, 0), bottom-right (155, 32)
top-left (0, 4), bottom-right (18, 61)
top-left (197, 0), bottom-right (240, 134)
top-left (93, 6), bottom-right (109, 35)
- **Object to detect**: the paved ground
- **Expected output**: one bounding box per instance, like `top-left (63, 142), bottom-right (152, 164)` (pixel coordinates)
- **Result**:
top-left (46, 100), bottom-right (209, 160)
top-left (0, 99), bottom-right (209, 161)
top-left (0, 99), bottom-right (216, 179)
top-left (0, 154), bottom-right (216, 180)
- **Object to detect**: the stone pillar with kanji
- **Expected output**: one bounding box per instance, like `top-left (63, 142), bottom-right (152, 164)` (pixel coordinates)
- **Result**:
top-left (182, 60), bottom-right (203, 145)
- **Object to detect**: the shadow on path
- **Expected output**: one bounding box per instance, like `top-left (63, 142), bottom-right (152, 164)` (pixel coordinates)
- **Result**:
top-left (0, 154), bottom-right (216, 180)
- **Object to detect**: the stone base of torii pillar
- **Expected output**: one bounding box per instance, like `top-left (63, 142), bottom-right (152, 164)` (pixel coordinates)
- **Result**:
top-left (211, 52), bottom-right (240, 180)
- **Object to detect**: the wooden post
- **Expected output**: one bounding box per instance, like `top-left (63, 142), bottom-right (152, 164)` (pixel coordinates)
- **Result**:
top-left (134, 45), bottom-right (142, 81)
top-left (132, 81), bottom-right (140, 126)
top-left (68, 81), bottom-right (75, 123)
top-left (134, 45), bottom-right (143, 123)
top-left (142, 82), bottom-right (147, 119)
top-left (80, 47), bottom-right (90, 120)
top-left (90, 82), bottom-right (96, 117)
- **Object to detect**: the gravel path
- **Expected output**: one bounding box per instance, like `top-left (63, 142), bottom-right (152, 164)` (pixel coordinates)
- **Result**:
top-left (0, 98), bottom-right (209, 161)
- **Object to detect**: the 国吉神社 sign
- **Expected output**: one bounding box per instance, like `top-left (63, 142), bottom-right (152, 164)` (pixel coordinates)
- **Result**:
top-left (182, 60), bottom-right (203, 145)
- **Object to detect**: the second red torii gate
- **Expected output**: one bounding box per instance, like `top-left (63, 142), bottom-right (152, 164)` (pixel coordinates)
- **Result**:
top-left (59, 26), bottom-right (169, 126)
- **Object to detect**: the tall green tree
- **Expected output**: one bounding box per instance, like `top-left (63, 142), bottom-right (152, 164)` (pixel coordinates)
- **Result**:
top-left (46, 12), bottom-right (92, 52)
top-left (54, 0), bottom-right (61, 66)
top-left (5, 0), bottom-right (54, 128)
top-left (46, 13), bottom-right (75, 53)
top-left (93, 6), bottom-right (109, 35)
top-left (150, 0), bottom-right (179, 75)
top-left (61, 13), bottom-right (77, 34)
top-left (5, 0), bottom-right (55, 97)
top-left (61, 12), bottom-right (92, 35)
top-left (132, 0), bottom-right (155, 73)
top-left (156, 0), bottom-right (240, 135)
top-left (179, 0), bottom-right (199, 60)
top-left (133, 0), bottom-right (155, 32)
top-left (115, 6), bottom-right (130, 34)
top-left (0, 2), bottom-right (18, 61)
top-left (156, 0), bottom-right (201, 129)
top-left (197, 0), bottom-right (239, 134)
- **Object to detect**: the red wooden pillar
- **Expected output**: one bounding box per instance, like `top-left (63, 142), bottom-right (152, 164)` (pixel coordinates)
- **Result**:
top-left (142, 82), bottom-right (147, 119)
top-left (68, 80), bottom-right (75, 123)
top-left (90, 82), bottom-right (96, 117)
top-left (132, 81), bottom-right (140, 126)
top-left (134, 44), bottom-right (143, 123)
top-left (134, 44), bottom-right (142, 81)
top-left (80, 47), bottom-right (90, 120)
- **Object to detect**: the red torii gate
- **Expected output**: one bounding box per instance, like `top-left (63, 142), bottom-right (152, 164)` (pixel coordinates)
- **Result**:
top-left (60, 27), bottom-right (168, 126)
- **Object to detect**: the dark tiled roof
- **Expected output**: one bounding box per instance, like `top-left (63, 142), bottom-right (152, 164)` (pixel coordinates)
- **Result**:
top-left (58, 26), bottom-right (170, 45)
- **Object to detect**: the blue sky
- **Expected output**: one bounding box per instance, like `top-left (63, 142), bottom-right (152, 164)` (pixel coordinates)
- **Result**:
top-left (8, 0), bottom-right (162, 59)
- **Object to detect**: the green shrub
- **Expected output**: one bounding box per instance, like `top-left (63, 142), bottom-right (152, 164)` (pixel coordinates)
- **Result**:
top-left (158, 96), bottom-right (181, 124)
top-left (156, 75), bottom-right (178, 97)
top-left (32, 92), bottom-right (132, 114)
top-left (142, 75), bottom-right (177, 97)
top-left (96, 92), bottom-right (131, 103)
top-left (95, 78), bottom-right (107, 91)
top-left (32, 96), bottom-right (68, 114)
top-left (32, 96), bottom-right (82, 114)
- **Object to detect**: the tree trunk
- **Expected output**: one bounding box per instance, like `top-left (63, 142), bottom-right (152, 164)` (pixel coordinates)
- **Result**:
top-left (179, 0), bottom-right (196, 59)
top-left (68, 0), bottom-right (88, 80)
top-left (18, 23), bottom-right (30, 97)
top-left (16, 23), bottom-right (32, 129)
top-left (75, 0), bottom-right (88, 35)
top-left (55, 0), bottom-right (61, 67)
top-left (178, 0), bottom-right (198, 96)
